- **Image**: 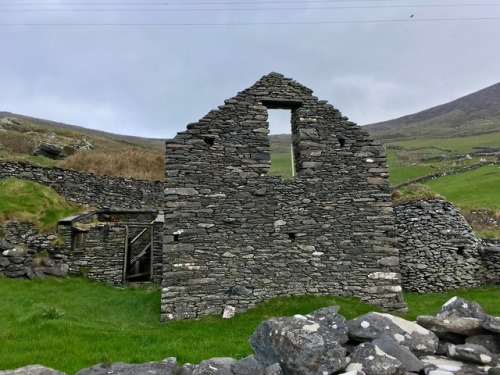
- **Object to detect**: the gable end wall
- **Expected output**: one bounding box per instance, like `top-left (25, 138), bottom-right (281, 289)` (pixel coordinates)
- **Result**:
top-left (161, 73), bottom-right (406, 320)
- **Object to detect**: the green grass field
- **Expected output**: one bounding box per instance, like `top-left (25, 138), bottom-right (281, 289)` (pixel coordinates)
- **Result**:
top-left (0, 277), bottom-right (498, 373)
top-left (424, 164), bottom-right (500, 209)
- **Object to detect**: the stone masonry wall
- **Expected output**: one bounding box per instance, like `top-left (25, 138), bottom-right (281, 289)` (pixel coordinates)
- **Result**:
top-left (394, 200), bottom-right (487, 292)
top-left (0, 161), bottom-right (162, 209)
top-left (161, 72), bottom-right (406, 321)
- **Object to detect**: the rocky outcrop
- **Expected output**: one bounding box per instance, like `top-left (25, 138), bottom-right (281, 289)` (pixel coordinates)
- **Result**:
top-left (0, 238), bottom-right (67, 280)
top-left (2, 297), bottom-right (499, 375)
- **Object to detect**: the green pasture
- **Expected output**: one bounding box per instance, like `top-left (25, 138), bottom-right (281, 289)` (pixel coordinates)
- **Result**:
top-left (424, 164), bottom-right (500, 209)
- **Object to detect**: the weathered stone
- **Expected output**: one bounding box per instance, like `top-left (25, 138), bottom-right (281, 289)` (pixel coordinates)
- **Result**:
top-left (466, 335), bottom-right (500, 354)
top-left (484, 316), bottom-right (500, 334)
top-left (347, 312), bottom-right (438, 355)
top-left (417, 315), bottom-right (487, 336)
top-left (250, 307), bottom-right (347, 375)
top-left (0, 256), bottom-right (10, 267)
top-left (372, 337), bottom-right (425, 373)
top-left (191, 358), bottom-right (236, 375)
top-left (74, 358), bottom-right (178, 375)
top-left (345, 342), bottom-right (404, 375)
top-left (447, 343), bottom-right (498, 365)
top-left (0, 365), bottom-right (66, 375)
top-left (420, 355), bottom-right (489, 375)
top-left (231, 355), bottom-right (265, 375)
top-left (3, 247), bottom-right (27, 257)
top-left (437, 297), bottom-right (488, 320)
top-left (264, 363), bottom-right (283, 375)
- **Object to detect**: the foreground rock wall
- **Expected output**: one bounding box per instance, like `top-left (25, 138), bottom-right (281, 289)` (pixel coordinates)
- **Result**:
top-left (162, 72), bottom-right (406, 321)
top-left (0, 161), bottom-right (162, 209)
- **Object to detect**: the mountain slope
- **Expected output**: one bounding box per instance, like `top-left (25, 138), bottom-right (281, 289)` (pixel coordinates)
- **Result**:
top-left (0, 111), bottom-right (164, 149)
top-left (364, 82), bottom-right (500, 141)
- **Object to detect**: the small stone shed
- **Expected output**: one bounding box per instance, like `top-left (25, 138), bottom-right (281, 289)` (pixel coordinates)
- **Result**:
top-left (57, 209), bottom-right (164, 285)
top-left (161, 72), bottom-right (406, 321)
top-left (395, 200), bottom-right (490, 292)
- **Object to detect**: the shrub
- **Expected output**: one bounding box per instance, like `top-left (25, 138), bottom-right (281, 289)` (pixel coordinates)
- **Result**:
top-left (59, 147), bottom-right (164, 181)
top-left (392, 184), bottom-right (444, 204)
top-left (0, 132), bottom-right (36, 154)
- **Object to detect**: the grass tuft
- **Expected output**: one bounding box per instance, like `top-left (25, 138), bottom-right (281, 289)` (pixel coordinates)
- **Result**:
top-left (391, 184), bottom-right (444, 204)
top-left (59, 148), bottom-right (164, 181)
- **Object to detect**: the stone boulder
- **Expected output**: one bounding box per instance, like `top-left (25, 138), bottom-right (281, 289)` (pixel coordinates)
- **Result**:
top-left (417, 315), bottom-right (487, 336)
top-left (249, 306), bottom-right (348, 375)
top-left (0, 365), bottom-right (66, 375)
top-left (74, 358), bottom-right (178, 375)
top-left (33, 142), bottom-right (66, 160)
top-left (347, 312), bottom-right (439, 355)
top-left (447, 343), bottom-right (498, 365)
top-left (437, 297), bottom-right (488, 320)
top-left (345, 342), bottom-right (404, 375)
top-left (372, 337), bottom-right (425, 373)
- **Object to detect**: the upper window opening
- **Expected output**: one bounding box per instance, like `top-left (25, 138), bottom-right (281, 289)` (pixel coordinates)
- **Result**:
top-left (267, 108), bottom-right (295, 178)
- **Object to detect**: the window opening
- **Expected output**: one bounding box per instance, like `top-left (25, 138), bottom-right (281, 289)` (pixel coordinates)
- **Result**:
top-left (288, 233), bottom-right (296, 242)
top-left (338, 137), bottom-right (346, 148)
top-left (173, 234), bottom-right (179, 242)
top-left (457, 246), bottom-right (465, 256)
top-left (267, 109), bottom-right (294, 178)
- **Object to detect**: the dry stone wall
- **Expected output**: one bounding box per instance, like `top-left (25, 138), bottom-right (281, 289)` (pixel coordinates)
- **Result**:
top-left (0, 161), bottom-right (162, 209)
top-left (162, 72), bottom-right (406, 321)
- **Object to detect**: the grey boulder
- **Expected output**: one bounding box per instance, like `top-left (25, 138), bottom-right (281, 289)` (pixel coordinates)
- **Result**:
top-left (345, 342), bottom-right (404, 375)
top-left (372, 336), bottom-right (425, 373)
top-left (74, 358), bottom-right (178, 375)
top-left (437, 297), bottom-right (487, 320)
top-left (0, 365), bottom-right (66, 375)
top-left (347, 312), bottom-right (438, 355)
top-left (447, 343), bottom-right (498, 365)
top-left (417, 315), bottom-right (487, 336)
top-left (249, 306), bottom-right (348, 375)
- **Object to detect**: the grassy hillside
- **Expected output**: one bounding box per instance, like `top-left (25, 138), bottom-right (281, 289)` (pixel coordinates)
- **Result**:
top-left (0, 114), bottom-right (164, 180)
top-left (0, 111), bottom-right (164, 149)
top-left (0, 178), bottom-right (82, 232)
top-left (424, 164), bottom-right (500, 208)
top-left (0, 276), bottom-right (498, 373)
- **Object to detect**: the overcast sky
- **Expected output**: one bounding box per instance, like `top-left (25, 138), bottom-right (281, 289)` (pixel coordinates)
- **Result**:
top-left (1, 1), bottom-right (499, 139)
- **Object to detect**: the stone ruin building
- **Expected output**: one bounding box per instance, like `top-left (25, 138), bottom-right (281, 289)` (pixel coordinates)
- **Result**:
top-left (160, 72), bottom-right (407, 321)
top-left (3, 72), bottom-right (499, 322)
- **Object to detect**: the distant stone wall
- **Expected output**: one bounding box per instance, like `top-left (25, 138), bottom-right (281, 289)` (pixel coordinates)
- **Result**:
top-left (0, 161), bottom-right (162, 209)
top-left (394, 200), bottom-right (488, 292)
top-left (161, 72), bottom-right (406, 321)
